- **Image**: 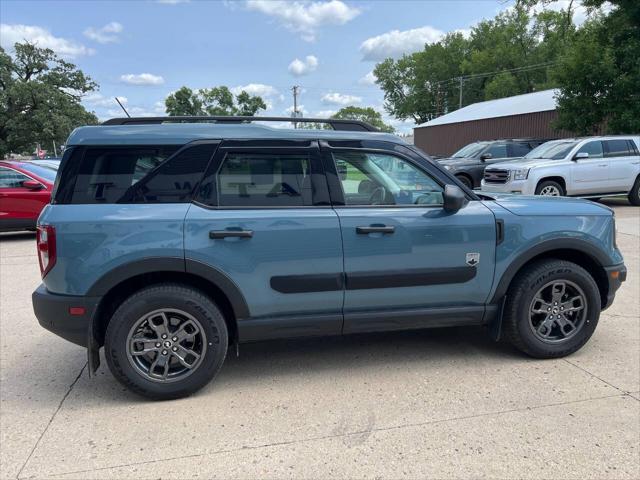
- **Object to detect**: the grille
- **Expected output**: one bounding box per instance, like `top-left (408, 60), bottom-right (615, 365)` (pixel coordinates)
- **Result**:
top-left (484, 169), bottom-right (510, 184)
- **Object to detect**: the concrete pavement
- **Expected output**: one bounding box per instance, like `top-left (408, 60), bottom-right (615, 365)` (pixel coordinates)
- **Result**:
top-left (1, 200), bottom-right (638, 479)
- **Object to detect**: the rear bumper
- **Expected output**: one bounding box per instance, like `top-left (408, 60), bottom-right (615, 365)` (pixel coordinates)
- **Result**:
top-left (32, 284), bottom-right (101, 347)
top-left (603, 264), bottom-right (627, 310)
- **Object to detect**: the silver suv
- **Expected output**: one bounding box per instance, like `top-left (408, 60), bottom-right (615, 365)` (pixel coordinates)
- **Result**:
top-left (481, 136), bottom-right (640, 205)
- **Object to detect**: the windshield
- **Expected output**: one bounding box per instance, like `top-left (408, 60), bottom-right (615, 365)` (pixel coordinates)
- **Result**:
top-left (19, 163), bottom-right (58, 182)
top-left (525, 141), bottom-right (577, 160)
top-left (451, 142), bottom-right (487, 158)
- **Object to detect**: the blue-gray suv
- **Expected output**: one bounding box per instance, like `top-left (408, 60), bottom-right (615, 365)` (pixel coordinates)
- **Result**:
top-left (32, 116), bottom-right (627, 399)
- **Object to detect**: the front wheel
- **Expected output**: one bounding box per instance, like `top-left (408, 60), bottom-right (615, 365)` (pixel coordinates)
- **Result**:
top-left (456, 174), bottom-right (473, 190)
top-left (535, 180), bottom-right (565, 196)
top-left (105, 284), bottom-right (228, 400)
top-left (503, 259), bottom-right (600, 358)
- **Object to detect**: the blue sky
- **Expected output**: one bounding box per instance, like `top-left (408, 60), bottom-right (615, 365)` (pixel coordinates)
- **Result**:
top-left (1, 0), bottom-right (524, 133)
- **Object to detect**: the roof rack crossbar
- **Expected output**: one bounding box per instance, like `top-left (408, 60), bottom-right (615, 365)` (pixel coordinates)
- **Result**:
top-left (102, 116), bottom-right (379, 132)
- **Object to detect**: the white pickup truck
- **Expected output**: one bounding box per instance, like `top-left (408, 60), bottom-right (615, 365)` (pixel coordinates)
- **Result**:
top-left (481, 136), bottom-right (640, 205)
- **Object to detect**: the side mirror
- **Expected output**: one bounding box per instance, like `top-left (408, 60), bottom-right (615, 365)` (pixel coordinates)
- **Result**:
top-left (443, 184), bottom-right (469, 213)
top-left (573, 152), bottom-right (589, 161)
top-left (480, 153), bottom-right (492, 161)
top-left (22, 180), bottom-right (43, 190)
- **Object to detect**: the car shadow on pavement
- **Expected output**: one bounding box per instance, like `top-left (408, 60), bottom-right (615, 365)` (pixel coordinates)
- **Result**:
top-left (73, 326), bottom-right (523, 403)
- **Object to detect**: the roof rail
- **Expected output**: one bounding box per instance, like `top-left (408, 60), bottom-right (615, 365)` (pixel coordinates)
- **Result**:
top-left (102, 116), bottom-right (379, 132)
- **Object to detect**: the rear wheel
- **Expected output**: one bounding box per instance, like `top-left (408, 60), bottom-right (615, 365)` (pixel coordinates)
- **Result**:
top-left (628, 176), bottom-right (640, 206)
top-left (535, 180), bottom-right (565, 197)
top-left (105, 284), bottom-right (228, 400)
top-left (503, 259), bottom-right (600, 358)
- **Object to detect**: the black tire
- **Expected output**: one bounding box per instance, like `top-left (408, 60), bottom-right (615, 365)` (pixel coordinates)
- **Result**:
top-left (503, 259), bottom-right (601, 359)
top-left (535, 180), bottom-right (565, 196)
top-left (628, 176), bottom-right (640, 206)
top-left (105, 283), bottom-right (228, 400)
top-left (456, 174), bottom-right (473, 190)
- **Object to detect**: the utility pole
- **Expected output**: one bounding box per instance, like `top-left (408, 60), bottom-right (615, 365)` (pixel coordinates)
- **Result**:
top-left (291, 85), bottom-right (300, 128)
top-left (458, 76), bottom-right (463, 109)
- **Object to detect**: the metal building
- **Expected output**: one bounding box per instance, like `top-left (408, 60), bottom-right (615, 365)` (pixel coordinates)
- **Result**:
top-left (413, 89), bottom-right (582, 157)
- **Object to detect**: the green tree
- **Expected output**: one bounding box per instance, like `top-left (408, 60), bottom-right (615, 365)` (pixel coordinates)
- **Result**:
top-left (165, 86), bottom-right (202, 116)
top-left (374, 6), bottom-right (574, 123)
top-left (552, 0), bottom-right (640, 133)
top-left (331, 106), bottom-right (395, 133)
top-left (0, 42), bottom-right (98, 157)
top-left (165, 86), bottom-right (267, 116)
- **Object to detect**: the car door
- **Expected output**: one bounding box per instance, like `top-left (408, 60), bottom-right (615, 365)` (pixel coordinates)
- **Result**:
top-left (184, 139), bottom-right (344, 341)
top-left (570, 140), bottom-right (608, 194)
top-left (0, 166), bottom-right (48, 225)
top-left (604, 139), bottom-right (639, 192)
top-left (321, 140), bottom-right (497, 334)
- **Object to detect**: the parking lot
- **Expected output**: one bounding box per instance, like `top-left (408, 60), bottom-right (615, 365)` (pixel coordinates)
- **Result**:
top-left (0, 199), bottom-right (637, 479)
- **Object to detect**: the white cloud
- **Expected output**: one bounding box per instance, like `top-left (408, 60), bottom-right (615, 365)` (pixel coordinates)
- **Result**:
top-left (120, 73), bottom-right (165, 85)
top-left (285, 104), bottom-right (307, 115)
top-left (314, 109), bottom-right (337, 118)
top-left (360, 25), bottom-right (444, 61)
top-left (245, 0), bottom-right (360, 42)
top-left (288, 55), bottom-right (318, 76)
top-left (321, 92), bottom-right (362, 106)
top-left (83, 22), bottom-right (123, 44)
top-left (359, 71), bottom-right (376, 85)
top-left (231, 83), bottom-right (283, 111)
top-left (0, 24), bottom-right (95, 58)
top-left (83, 93), bottom-right (128, 108)
top-left (155, 0), bottom-right (190, 4)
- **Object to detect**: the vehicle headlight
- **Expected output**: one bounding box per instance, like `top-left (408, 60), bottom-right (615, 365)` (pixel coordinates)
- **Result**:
top-left (513, 168), bottom-right (530, 180)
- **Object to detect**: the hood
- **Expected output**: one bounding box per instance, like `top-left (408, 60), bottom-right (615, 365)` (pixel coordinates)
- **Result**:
top-left (487, 157), bottom-right (558, 170)
top-left (482, 193), bottom-right (613, 216)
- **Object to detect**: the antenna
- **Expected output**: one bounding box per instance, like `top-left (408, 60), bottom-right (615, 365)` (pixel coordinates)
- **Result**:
top-left (115, 97), bottom-right (130, 118)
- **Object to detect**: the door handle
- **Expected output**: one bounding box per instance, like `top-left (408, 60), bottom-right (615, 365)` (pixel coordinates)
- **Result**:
top-left (356, 225), bottom-right (395, 234)
top-left (209, 229), bottom-right (253, 239)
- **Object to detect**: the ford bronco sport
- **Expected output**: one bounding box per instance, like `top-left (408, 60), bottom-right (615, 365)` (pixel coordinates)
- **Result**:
top-left (33, 117), bottom-right (627, 400)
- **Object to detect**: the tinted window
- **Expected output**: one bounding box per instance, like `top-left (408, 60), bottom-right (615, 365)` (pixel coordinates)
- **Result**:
top-left (451, 143), bottom-right (487, 158)
top-left (628, 140), bottom-right (639, 155)
top-left (525, 141), bottom-right (577, 160)
top-left (19, 163), bottom-right (58, 182)
top-left (68, 144), bottom-right (215, 204)
top-left (511, 143), bottom-right (532, 157)
top-left (215, 153), bottom-right (313, 207)
top-left (334, 152), bottom-right (443, 206)
top-left (485, 144), bottom-right (508, 158)
top-left (604, 139), bottom-right (632, 157)
top-left (0, 167), bottom-right (30, 188)
top-left (576, 141), bottom-right (603, 158)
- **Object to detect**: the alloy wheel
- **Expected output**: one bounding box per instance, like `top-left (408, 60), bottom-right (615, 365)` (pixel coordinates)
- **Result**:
top-left (528, 280), bottom-right (588, 343)
top-left (126, 308), bottom-right (207, 382)
top-left (539, 185), bottom-right (561, 196)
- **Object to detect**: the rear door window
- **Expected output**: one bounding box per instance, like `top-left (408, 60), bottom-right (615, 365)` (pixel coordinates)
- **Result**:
top-left (214, 153), bottom-right (313, 207)
top-left (604, 139), bottom-right (632, 158)
top-left (510, 143), bottom-right (532, 157)
top-left (66, 143), bottom-right (215, 204)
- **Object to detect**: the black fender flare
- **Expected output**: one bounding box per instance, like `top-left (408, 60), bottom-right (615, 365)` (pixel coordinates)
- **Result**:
top-left (87, 256), bottom-right (250, 319)
top-left (489, 237), bottom-right (611, 304)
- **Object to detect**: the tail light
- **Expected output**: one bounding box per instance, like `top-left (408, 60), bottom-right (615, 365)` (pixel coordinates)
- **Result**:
top-left (36, 225), bottom-right (56, 278)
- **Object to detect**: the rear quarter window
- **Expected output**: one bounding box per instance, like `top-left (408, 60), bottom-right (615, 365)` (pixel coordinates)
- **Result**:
top-left (57, 144), bottom-right (216, 204)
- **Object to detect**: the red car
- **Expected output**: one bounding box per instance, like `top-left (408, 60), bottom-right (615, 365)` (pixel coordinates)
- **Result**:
top-left (0, 161), bottom-right (57, 232)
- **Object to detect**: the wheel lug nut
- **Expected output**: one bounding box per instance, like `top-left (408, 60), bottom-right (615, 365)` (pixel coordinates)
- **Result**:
top-left (172, 346), bottom-right (178, 352)
top-left (172, 336), bottom-right (178, 342)
top-left (161, 334), bottom-right (167, 339)
top-left (161, 350), bottom-right (168, 355)
top-left (155, 343), bottom-right (161, 348)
